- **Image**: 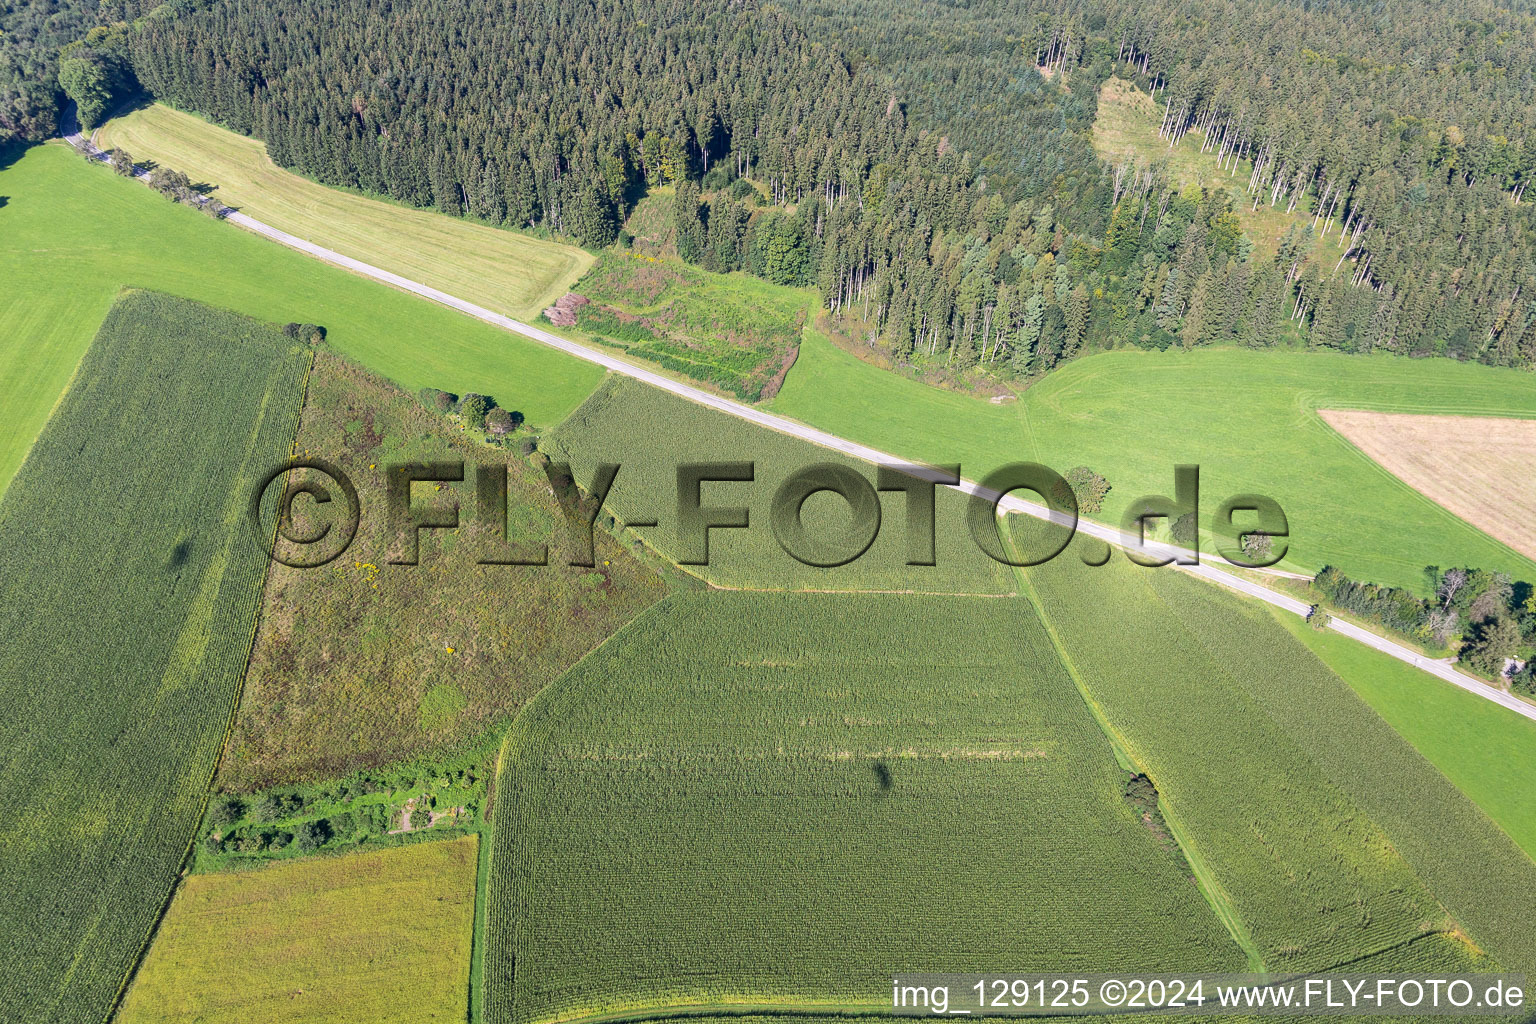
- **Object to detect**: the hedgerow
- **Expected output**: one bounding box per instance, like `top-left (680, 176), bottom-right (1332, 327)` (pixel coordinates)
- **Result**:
top-left (0, 291), bottom-right (309, 1020)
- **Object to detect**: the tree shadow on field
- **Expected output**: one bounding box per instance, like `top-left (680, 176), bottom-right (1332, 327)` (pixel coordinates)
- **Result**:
top-left (168, 539), bottom-right (192, 569)
top-left (872, 760), bottom-right (893, 792)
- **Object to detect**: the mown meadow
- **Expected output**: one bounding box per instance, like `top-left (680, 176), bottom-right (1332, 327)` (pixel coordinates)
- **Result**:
top-left (773, 327), bottom-right (1536, 593)
top-left (1021, 535), bottom-right (1536, 976)
top-left (97, 102), bottom-right (593, 320)
top-left (546, 377), bottom-right (1015, 595)
top-left (0, 143), bottom-right (603, 501)
top-left (0, 291), bottom-right (310, 1021)
top-left (486, 592), bottom-right (1244, 1024)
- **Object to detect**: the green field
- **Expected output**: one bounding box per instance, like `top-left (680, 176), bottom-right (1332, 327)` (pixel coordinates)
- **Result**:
top-left (222, 353), bottom-right (667, 790)
top-left (98, 102), bottom-right (593, 319)
top-left (0, 291), bottom-right (309, 1021)
top-left (119, 835), bottom-right (478, 1024)
top-left (772, 328), bottom-right (1536, 592)
top-left (1275, 611), bottom-right (1536, 858)
top-left (0, 143), bottom-right (603, 501)
top-left (486, 592), bottom-right (1243, 1024)
top-left (1021, 537), bottom-right (1536, 975)
top-left (571, 247), bottom-right (810, 402)
top-left (547, 377), bottom-right (1015, 594)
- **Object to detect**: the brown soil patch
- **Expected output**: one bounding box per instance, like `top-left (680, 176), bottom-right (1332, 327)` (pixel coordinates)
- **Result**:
top-left (1320, 409), bottom-right (1536, 562)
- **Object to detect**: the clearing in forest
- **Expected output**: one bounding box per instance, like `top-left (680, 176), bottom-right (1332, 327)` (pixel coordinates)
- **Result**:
top-left (1092, 76), bottom-right (1345, 258)
top-left (0, 291), bottom-right (310, 1022)
top-left (485, 592), bottom-right (1243, 1024)
top-left (1319, 409), bottom-right (1536, 563)
top-left (98, 102), bottom-right (592, 319)
top-left (118, 836), bottom-right (477, 1024)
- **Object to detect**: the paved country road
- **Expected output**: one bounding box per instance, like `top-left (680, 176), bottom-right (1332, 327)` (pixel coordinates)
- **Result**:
top-left (60, 125), bottom-right (1536, 725)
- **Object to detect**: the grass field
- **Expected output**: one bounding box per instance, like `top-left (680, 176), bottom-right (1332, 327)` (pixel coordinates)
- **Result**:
top-left (0, 291), bottom-right (310, 1021)
top-left (771, 328), bottom-right (1536, 592)
top-left (1275, 610), bottom-right (1536, 859)
top-left (1320, 409), bottom-right (1536, 563)
top-left (119, 836), bottom-right (477, 1024)
top-left (1092, 77), bottom-right (1346, 260)
top-left (1021, 537), bottom-right (1536, 975)
top-left (547, 377), bottom-right (1016, 594)
top-left (571, 247), bottom-right (809, 402)
top-left (486, 592), bottom-right (1243, 1024)
top-left (222, 353), bottom-right (667, 790)
top-left (0, 143), bottom-right (603, 501)
top-left (98, 102), bottom-right (592, 319)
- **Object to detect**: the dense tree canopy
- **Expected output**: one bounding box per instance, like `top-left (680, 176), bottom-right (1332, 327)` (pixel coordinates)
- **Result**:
top-left (14, 0), bottom-right (1535, 379)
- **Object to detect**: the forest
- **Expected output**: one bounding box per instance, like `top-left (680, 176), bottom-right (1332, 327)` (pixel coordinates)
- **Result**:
top-left (8, 0), bottom-right (1536, 382)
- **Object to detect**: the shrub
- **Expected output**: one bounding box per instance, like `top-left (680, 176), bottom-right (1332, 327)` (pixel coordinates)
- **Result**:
top-left (207, 796), bottom-right (244, 829)
top-left (458, 393), bottom-right (492, 430)
top-left (255, 793), bottom-right (286, 822)
top-left (1307, 605), bottom-right (1331, 631)
top-left (1062, 466), bottom-right (1111, 514)
top-left (1241, 532), bottom-right (1273, 562)
top-left (108, 148), bottom-right (136, 177)
top-left (418, 387), bottom-right (457, 413)
top-left (518, 436), bottom-right (539, 457)
top-left (295, 819), bottom-right (332, 853)
top-left (486, 407), bottom-right (514, 437)
top-left (202, 834), bottom-right (224, 855)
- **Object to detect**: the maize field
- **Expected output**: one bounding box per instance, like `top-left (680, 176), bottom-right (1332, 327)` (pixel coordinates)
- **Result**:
top-left (0, 291), bottom-right (310, 1021)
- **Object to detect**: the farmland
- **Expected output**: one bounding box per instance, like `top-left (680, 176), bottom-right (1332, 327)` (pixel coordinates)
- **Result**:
top-left (1021, 535), bottom-right (1536, 975)
top-left (772, 327), bottom-right (1536, 592)
top-left (0, 291), bottom-right (310, 1021)
top-left (1320, 409), bottom-right (1536, 563)
top-left (0, 143), bottom-right (602, 501)
top-left (118, 836), bottom-right (478, 1024)
top-left (221, 353), bottom-right (667, 791)
top-left (97, 102), bottom-right (593, 320)
top-left (485, 592), bottom-right (1244, 1024)
top-left (569, 247), bottom-right (810, 402)
top-left (1275, 610), bottom-right (1536, 860)
top-left (546, 377), bottom-right (1016, 594)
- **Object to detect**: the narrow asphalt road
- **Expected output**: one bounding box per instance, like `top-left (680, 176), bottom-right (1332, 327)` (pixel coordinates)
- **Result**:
top-left (62, 126), bottom-right (1536, 725)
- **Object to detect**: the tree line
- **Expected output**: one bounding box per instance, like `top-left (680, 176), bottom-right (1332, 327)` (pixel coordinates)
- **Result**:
top-left (10, 0), bottom-right (1536, 380)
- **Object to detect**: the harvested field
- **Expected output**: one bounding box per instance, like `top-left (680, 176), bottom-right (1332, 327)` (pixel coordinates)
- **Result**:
top-left (1320, 409), bottom-right (1536, 563)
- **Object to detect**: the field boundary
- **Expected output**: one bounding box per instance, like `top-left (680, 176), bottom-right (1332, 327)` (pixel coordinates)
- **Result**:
top-left (58, 125), bottom-right (1536, 726)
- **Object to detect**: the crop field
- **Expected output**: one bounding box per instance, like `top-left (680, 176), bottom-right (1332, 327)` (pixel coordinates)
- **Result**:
top-left (98, 102), bottom-right (592, 319)
top-left (571, 249), bottom-right (810, 402)
top-left (0, 143), bottom-right (602, 501)
top-left (1320, 409), bottom-right (1536, 562)
top-left (546, 377), bottom-right (1016, 594)
top-left (772, 328), bottom-right (1536, 592)
top-left (485, 592), bottom-right (1244, 1024)
top-left (1092, 77), bottom-right (1346, 259)
top-left (221, 353), bottom-right (667, 791)
top-left (118, 836), bottom-right (477, 1024)
top-left (1273, 609), bottom-right (1536, 863)
top-left (1020, 535), bottom-right (1536, 975)
top-left (0, 291), bottom-right (310, 1021)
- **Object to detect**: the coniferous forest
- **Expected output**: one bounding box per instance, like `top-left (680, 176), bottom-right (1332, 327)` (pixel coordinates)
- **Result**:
top-left (10, 0), bottom-right (1536, 380)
